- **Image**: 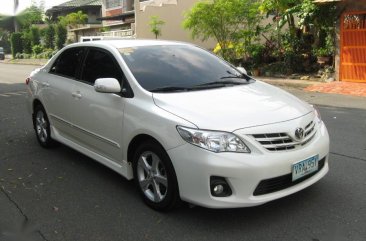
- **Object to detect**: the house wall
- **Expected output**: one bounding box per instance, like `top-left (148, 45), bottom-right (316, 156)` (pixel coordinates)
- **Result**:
top-left (135, 0), bottom-right (216, 49)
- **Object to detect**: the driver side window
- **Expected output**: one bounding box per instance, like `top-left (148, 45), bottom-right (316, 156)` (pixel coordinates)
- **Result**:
top-left (81, 48), bottom-right (124, 86)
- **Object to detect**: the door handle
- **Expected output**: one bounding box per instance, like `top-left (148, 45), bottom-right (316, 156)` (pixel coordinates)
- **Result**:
top-left (72, 92), bottom-right (82, 99)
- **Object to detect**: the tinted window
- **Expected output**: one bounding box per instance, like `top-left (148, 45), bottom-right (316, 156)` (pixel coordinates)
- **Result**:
top-left (119, 45), bottom-right (251, 92)
top-left (81, 48), bottom-right (124, 85)
top-left (50, 47), bottom-right (85, 79)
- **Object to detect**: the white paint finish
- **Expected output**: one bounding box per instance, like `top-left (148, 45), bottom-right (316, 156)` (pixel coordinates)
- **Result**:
top-left (168, 122), bottom-right (329, 208)
top-left (27, 40), bottom-right (330, 208)
top-left (153, 81), bottom-right (313, 132)
top-left (70, 81), bottom-right (125, 163)
top-left (94, 78), bottom-right (121, 93)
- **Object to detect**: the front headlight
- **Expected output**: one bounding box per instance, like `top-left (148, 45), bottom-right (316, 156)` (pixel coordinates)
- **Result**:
top-left (176, 126), bottom-right (250, 153)
top-left (313, 105), bottom-right (322, 123)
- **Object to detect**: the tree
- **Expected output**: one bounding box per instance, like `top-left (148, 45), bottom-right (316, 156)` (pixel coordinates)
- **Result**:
top-left (149, 16), bottom-right (165, 39)
top-left (21, 29), bottom-right (32, 54)
top-left (43, 24), bottom-right (55, 49)
top-left (58, 11), bottom-right (88, 28)
top-left (10, 32), bottom-right (22, 57)
top-left (0, 4), bottom-right (44, 32)
top-left (30, 26), bottom-right (40, 46)
top-left (259, 0), bottom-right (301, 30)
top-left (18, 5), bottom-right (44, 29)
top-left (55, 24), bottom-right (67, 50)
top-left (183, 0), bottom-right (261, 61)
top-left (0, 29), bottom-right (11, 53)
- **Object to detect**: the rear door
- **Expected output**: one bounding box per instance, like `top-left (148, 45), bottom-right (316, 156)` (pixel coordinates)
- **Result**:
top-left (44, 47), bottom-right (86, 139)
top-left (69, 47), bottom-right (127, 163)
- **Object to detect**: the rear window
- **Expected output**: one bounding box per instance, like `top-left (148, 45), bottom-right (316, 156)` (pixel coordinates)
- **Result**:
top-left (50, 47), bottom-right (85, 79)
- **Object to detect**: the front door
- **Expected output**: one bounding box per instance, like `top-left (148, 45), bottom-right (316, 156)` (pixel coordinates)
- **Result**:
top-left (341, 12), bottom-right (366, 82)
top-left (70, 47), bottom-right (127, 163)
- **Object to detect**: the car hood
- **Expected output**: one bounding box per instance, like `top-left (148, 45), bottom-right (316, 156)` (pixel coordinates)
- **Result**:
top-left (152, 81), bottom-right (313, 132)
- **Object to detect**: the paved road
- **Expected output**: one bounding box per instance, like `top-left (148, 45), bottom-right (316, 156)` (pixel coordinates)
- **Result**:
top-left (0, 63), bottom-right (365, 241)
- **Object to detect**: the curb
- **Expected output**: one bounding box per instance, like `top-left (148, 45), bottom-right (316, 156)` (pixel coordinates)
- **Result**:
top-left (1, 59), bottom-right (48, 66)
top-left (259, 78), bottom-right (319, 89)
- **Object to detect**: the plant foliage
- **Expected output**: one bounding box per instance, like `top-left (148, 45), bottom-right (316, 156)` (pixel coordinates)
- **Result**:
top-left (183, 0), bottom-right (262, 62)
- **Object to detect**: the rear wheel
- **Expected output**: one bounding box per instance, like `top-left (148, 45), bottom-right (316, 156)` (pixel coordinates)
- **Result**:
top-left (33, 105), bottom-right (55, 148)
top-left (132, 141), bottom-right (180, 211)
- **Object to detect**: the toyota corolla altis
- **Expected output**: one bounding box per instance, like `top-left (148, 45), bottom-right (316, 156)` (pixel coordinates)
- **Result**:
top-left (26, 40), bottom-right (329, 210)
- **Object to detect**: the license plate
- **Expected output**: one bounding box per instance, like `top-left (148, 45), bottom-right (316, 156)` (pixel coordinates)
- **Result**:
top-left (292, 155), bottom-right (319, 181)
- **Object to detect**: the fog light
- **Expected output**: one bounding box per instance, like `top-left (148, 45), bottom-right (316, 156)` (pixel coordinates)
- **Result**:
top-left (210, 176), bottom-right (232, 197)
top-left (213, 184), bottom-right (224, 195)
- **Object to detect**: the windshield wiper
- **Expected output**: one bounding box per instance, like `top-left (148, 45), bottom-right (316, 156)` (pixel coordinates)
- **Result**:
top-left (150, 86), bottom-right (191, 93)
top-left (196, 80), bottom-right (248, 87)
top-left (220, 74), bottom-right (251, 81)
top-left (151, 79), bottom-right (250, 93)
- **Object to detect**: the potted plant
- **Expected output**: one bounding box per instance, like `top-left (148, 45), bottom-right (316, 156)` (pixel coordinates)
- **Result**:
top-left (314, 47), bottom-right (332, 64)
top-left (314, 33), bottom-right (334, 65)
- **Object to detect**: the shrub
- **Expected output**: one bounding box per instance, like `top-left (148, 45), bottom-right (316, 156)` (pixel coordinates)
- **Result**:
top-left (43, 24), bottom-right (55, 49)
top-left (30, 26), bottom-right (40, 46)
top-left (15, 52), bottom-right (22, 59)
top-left (22, 30), bottom-right (32, 54)
top-left (10, 33), bottom-right (23, 58)
top-left (32, 44), bottom-right (44, 56)
top-left (22, 53), bottom-right (31, 59)
top-left (55, 24), bottom-right (67, 50)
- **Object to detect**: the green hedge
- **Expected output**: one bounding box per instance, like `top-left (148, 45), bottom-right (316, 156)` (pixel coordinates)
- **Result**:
top-left (10, 32), bottom-right (23, 58)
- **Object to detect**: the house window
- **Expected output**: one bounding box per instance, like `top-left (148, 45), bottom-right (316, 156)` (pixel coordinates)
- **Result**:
top-left (106, 0), bottom-right (122, 9)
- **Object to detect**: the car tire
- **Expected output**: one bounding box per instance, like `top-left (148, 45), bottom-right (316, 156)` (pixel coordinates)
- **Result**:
top-left (33, 105), bottom-right (56, 148)
top-left (132, 141), bottom-right (181, 211)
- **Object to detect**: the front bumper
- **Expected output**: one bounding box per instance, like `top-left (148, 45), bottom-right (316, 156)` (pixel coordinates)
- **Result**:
top-left (167, 121), bottom-right (329, 208)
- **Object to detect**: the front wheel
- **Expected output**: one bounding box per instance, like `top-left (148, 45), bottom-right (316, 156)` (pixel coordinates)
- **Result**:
top-left (132, 141), bottom-right (180, 211)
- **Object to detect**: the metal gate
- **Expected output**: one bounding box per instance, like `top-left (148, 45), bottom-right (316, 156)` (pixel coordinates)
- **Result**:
top-left (340, 11), bottom-right (366, 83)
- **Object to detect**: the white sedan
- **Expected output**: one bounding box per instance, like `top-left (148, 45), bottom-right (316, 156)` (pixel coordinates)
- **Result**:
top-left (26, 40), bottom-right (329, 210)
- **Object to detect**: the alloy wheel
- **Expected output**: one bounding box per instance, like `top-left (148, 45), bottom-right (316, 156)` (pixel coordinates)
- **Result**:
top-left (35, 110), bottom-right (48, 143)
top-left (136, 151), bottom-right (168, 203)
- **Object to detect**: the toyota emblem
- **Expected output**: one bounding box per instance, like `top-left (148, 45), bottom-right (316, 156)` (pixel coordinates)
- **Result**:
top-left (295, 128), bottom-right (304, 140)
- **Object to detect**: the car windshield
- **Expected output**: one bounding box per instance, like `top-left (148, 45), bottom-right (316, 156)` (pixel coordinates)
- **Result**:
top-left (119, 45), bottom-right (254, 93)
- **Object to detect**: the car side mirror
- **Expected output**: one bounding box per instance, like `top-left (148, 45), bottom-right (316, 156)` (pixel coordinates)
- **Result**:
top-left (236, 67), bottom-right (247, 75)
top-left (94, 78), bottom-right (121, 93)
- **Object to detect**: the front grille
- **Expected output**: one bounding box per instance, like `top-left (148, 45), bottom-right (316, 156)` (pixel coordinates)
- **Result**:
top-left (253, 157), bottom-right (326, 196)
top-left (252, 121), bottom-right (317, 151)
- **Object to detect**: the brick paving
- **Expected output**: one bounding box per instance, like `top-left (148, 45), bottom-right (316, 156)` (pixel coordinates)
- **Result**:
top-left (305, 81), bottom-right (366, 97)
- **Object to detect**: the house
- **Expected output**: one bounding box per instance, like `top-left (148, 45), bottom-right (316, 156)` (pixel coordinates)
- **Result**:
top-left (315, 0), bottom-right (366, 83)
top-left (98, 0), bottom-right (136, 38)
top-left (134, 0), bottom-right (215, 49)
top-left (46, 0), bottom-right (103, 42)
top-left (96, 0), bottom-right (215, 47)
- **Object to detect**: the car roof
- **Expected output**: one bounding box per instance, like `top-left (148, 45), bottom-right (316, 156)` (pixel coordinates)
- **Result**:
top-left (68, 39), bottom-right (191, 49)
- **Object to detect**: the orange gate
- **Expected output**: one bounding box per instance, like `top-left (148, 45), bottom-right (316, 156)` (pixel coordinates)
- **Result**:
top-left (340, 11), bottom-right (366, 83)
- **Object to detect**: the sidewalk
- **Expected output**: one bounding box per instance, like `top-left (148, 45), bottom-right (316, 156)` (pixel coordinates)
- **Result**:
top-left (260, 77), bottom-right (366, 110)
top-left (260, 76), bottom-right (366, 97)
top-left (305, 81), bottom-right (366, 97)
